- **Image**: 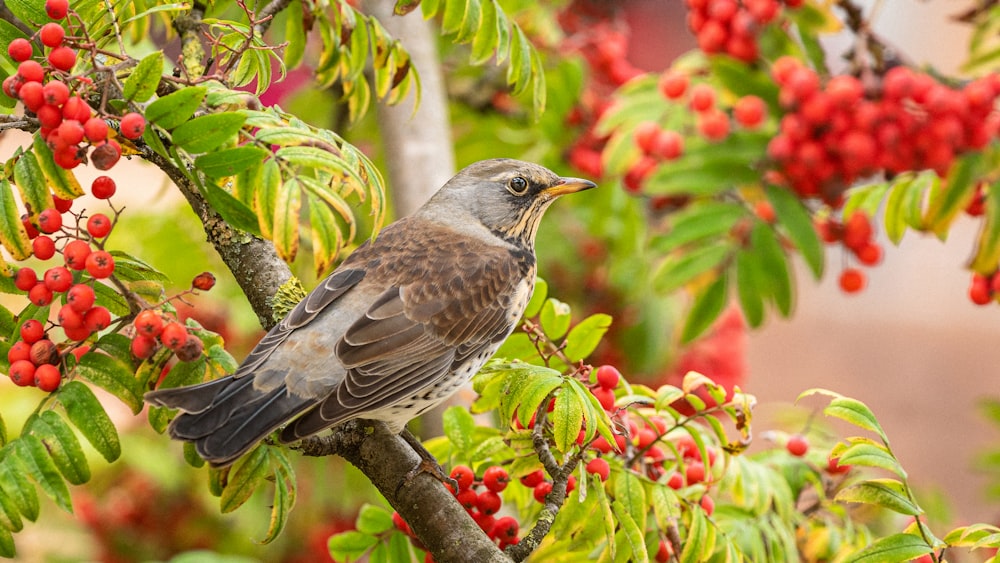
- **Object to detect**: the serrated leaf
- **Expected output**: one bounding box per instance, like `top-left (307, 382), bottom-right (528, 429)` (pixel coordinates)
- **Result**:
top-left (273, 178), bottom-right (302, 262)
top-left (30, 411), bottom-right (90, 485)
top-left (846, 533), bottom-right (932, 563)
top-left (57, 381), bottom-right (121, 463)
top-left (552, 385), bottom-right (584, 453)
top-left (471, 0), bottom-right (499, 64)
top-left (837, 440), bottom-right (906, 478)
top-left (195, 146), bottom-right (270, 179)
top-left (31, 135), bottom-right (83, 199)
top-left (171, 113), bottom-right (247, 154)
top-left (108, 250), bottom-right (171, 284)
top-left (75, 352), bottom-right (144, 413)
top-left (14, 436), bottom-right (72, 513)
top-left (123, 51), bottom-right (164, 102)
top-left (220, 445), bottom-right (270, 513)
top-left (836, 478), bottom-right (920, 515)
top-left (356, 504), bottom-right (393, 535)
top-left (611, 499), bottom-right (649, 563)
top-left (13, 151), bottom-right (51, 218)
top-left (825, 396), bottom-right (889, 442)
top-left (654, 242), bottom-right (730, 294)
top-left (767, 184), bottom-right (824, 278)
top-left (255, 159), bottom-right (281, 239)
top-left (563, 313), bottom-right (612, 362)
top-left (0, 458), bottom-right (38, 521)
top-left (506, 26), bottom-right (532, 95)
top-left (614, 470), bottom-right (647, 530)
top-left (204, 185), bottom-right (263, 235)
top-left (442, 406), bottom-right (476, 453)
top-left (681, 274), bottom-right (728, 343)
top-left (145, 86), bottom-right (208, 130)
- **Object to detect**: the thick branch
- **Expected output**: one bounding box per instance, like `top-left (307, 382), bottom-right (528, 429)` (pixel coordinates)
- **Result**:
top-left (139, 145), bottom-right (291, 329)
top-left (297, 421), bottom-right (511, 563)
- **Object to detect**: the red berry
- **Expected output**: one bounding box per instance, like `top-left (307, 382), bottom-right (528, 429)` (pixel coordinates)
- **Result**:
top-left (520, 469), bottom-right (544, 488)
top-left (532, 481), bottom-right (552, 504)
top-left (9, 360), bottom-right (36, 386)
top-left (455, 488), bottom-right (478, 509)
top-left (492, 516), bottom-right (518, 543)
top-left (14, 267), bottom-right (37, 291)
top-left (667, 471), bottom-right (684, 489)
top-left (85, 250), bottom-right (115, 278)
top-left (591, 385), bottom-right (615, 411)
top-left (826, 454), bottom-right (851, 475)
top-left (31, 235), bottom-right (56, 262)
top-left (43, 265), bottom-right (73, 292)
top-left (652, 130), bottom-right (684, 161)
top-left (130, 334), bottom-right (158, 359)
top-left (86, 213), bottom-right (112, 238)
top-left (56, 119), bottom-right (84, 145)
top-left (90, 176), bottom-right (116, 199)
top-left (20, 319), bottom-right (45, 344)
top-left (83, 118), bottom-right (108, 144)
top-left (42, 80), bottom-right (69, 106)
top-left (52, 196), bottom-right (72, 213)
top-left (634, 121), bottom-right (662, 154)
top-left (174, 334), bottom-right (204, 362)
top-left (47, 46), bottom-right (75, 71)
top-left (482, 466), bottom-right (509, 493)
top-left (595, 365), bottom-right (621, 389)
top-left (90, 141), bottom-right (121, 170)
top-left (29, 338), bottom-right (59, 365)
top-left (63, 324), bottom-right (91, 341)
top-left (57, 303), bottom-right (84, 329)
top-left (69, 344), bottom-right (89, 362)
top-left (688, 83), bottom-right (716, 112)
top-left (685, 461), bottom-right (706, 485)
top-left (37, 208), bottom-right (62, 234)
top-left (66, 284), bottom-right (95, 313)
top-left (839, 268), bottom-right (866, 294)
top-left (697, 110), bottom-right (731, 141)
top-left (84, 306), bottom-right (111, 333)
top-left (18, 81), bottom-right (44, 111)
top-left (134, 309), bottom-right (164, 337)
top-left (700, 494), bottom-right (715, 516)
top-left (843, 212), bottom-right (873, 251)
top-left (449, 465), bottom-right (475, 491)
top-left (53, 145), bottom-right (83, 169)
top-left (391, 512), bottom-right (410, 535)
top-left (63, 239), bottom-right (91, 270)
top-left (623, 156), bottom-right (657, 193)
top-left (119, 112), bottom-right (145, 140)
top-left (585, 458), bottom-right (610, 481)
top-left (7, 38), bottom-right (32, 62)
top-left (45, 0), bottom-right (69, 19)
top-left (17, 60), bottom-right (44, 83)
top-left (192, 272), bottom-right (216, 291)
top-left (160, 321), bottom-right (189, 350)
top-left (34, 364), bottom-right (61, 392)
top-left (655, 539), bottom-right (675, 562)
top-left (734, 95), bottom-right (767, 128)
top-left (786, 434), bottom-right (809, 456)
top-left (969, 273), bottom-right (992, 305)
top-left (658, 70), bottom-right (688, 99)
top-left (62, 96), bottom-right (91, 122)
top-left (39, 23), bottom-right (65, 48)
top-left (8, 341), bottom-right (31, 364)
top-left (472, 512), bottom-right (495, 536)
top-left (28, 283), bottom-right (53, 306)
top-left (476, 490), bottom-right (502, 515)
top-left (856, 242), bottom-right (883, 266)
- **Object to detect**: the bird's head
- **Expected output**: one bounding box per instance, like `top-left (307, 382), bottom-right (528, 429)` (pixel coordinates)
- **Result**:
top-left (422, 158), bottom-right (597, 247)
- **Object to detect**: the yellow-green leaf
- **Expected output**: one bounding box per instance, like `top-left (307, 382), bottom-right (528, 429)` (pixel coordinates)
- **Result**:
top-left (835, 478), bottom-right (920, 515)
top-left (14, 436), bottom-right (72, 513)
top-left (171, 113), bottom-right (247, 154)
top-left (31, 135), bottom-right (83, 199)
top-left (273, 178), bottom-right (302, 262)
top-left (29, 412), bottom-right (90, 485)
top-left (58, 381), bottom-right (121, 463)
top-left (220, 445), bottom-right (270, 513)
top-left (563, 313), bottom-right (612, 362)
top-left (971, 177), bottom-right (1000, 273)
top-left (13, 151), bottom-right (51, 218)
top-left (0, 179), bottom-right (30, 260)
top-left (123, 51), bottom-right (164, 103)
top-left (145, 86), bottom-right (208, 130)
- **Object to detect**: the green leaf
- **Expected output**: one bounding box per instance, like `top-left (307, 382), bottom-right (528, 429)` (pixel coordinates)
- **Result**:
top-left (0, 526), bottom-right (12, 558)
top-left (31, 135), bottom-right (83, 199)
top-left (653, 242), bottom-right (730, 294)
top-left (273, 178), bottom-right (302, 262)
top-left (255, 159), bottom-right (281, 239)
top-left (924, 153), bottom-right (981, 239)
top-left (611, 499), bottom-right (649, 563)
top-left (57, 381), bottom-right (121, 462)
top-left (846, 533), bottom-right (932, 563)
top-left (506, 25), bottom-right (532, 95)
top-left (145, 86), bottom-right (208, 130)
top-left (837, 439), bottom-right (906, 478)
top-left (14, 435), bottom-right (72, 513)
top-left (123, 51), bottom-right (164, 102)
top-left (328, 530), bottom-right (378, 561)
top-left (195, 146), bottom-right (270, 179)
top-left (283, 0), bottom-right (306, 68)
top-left (614, 470), bottom-right (647, 531)
top-left (0, 179), bottom-right (33, 261)
top-left (836, 478), bottom-right (920, 515)
top-left (0, 458), bottom-right (38, 521)
top-left (13, 151), bottom-right (51, 218)
top-left (355, 504), bottom-right (393, 535)
top-left (260, 449), bottom-right (295, 544)
top-left (442, 406), bottom-right (476, 453)
top-left (204, 185), bottom-right (263, 236)
top-left (171, 113), bottom-right (247, 154)
top-left (735, 246), bottom-right (765, 327)
top-left (539, 298), bottom-right (572, 340)
top-left (29, 412), bottom-right (90, 485)
top-left (524, 277), bottom-right (547, 318)
top-left (0, 477), bottom-right (22, 531)
top-left (971, 177), bottom-right (1000, 273)
top-left (650, 202), bottom-right (746, 254)
top-left (767, 185), bottom-right (824, 279)
top-left (220, 445), bottom-right (270, 513)
top-left (751, 221), bottom-right (793, 316)
top-left (471, 0), bottom-right (499, 64)
top-left (563, 313), bottom-right (612, 362)
top-left (824, 395), bottom-right (889, 443)
top-left (308, 197), bottom-right (343, 275)
top-left (4, 0), bottom-right (47, 33)
top-left (552, 385), bottom-right (584, 453)
top-left (75, 351), bottom-right (144, 413)
top-left (681, 274), bottom-right (728, 343)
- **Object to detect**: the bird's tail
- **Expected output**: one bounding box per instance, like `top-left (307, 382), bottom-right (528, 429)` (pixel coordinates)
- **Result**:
top-left (145, 376), bottom-right (313, 467)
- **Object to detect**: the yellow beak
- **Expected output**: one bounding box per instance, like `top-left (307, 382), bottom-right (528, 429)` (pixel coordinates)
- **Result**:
top-left (544, 177), bottom-right (598, 197)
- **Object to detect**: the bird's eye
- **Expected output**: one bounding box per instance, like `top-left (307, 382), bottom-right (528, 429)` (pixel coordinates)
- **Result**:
top-left (507, 176), bottom-right (529, 195)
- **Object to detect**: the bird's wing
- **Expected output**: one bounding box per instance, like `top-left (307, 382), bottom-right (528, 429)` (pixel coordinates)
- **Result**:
top-left (232, 267), bottom-right (367, 380)
top-left (281, 237), bottom-right (530, 440)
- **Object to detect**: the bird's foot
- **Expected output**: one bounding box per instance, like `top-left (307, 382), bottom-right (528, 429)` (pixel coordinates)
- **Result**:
top-left (396, 428), bottom-right (457, 496)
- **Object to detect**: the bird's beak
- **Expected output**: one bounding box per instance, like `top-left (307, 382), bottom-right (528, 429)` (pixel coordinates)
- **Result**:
top-left (544, 177), bottom-right (598, 197)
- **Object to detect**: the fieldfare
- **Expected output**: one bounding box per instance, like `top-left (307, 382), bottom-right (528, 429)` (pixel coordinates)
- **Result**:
top-left (145, 158), bottom-right (596, 467)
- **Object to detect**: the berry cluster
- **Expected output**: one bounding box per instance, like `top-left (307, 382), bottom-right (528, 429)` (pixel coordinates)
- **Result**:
top-left (392, 464), bottom-right (520, 561)
top-left (967, 270), bottom-right (1000, 306)
top-left (129, 276), bottom-right (213, 364)
top-left (684, 0), bottom-right (802, 62)
top-left (3, 1), bottom-right (146, 170)
top-left (766, 59), bottom-right (1000, 202)
top-left (814, 211), bottom-right (883, 294)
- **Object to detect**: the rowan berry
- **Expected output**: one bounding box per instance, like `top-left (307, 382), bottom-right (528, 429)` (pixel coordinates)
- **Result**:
top-left (43, 266), bottom-right (73, 292)
top-left (652, 130), bottom-right (684, 161)
top-left (85, 250), bottom-right (114, 278)
top-left (130, 334), bottom-right (158, 359)
top-left (969, 273), bottom-right (992, 305)
top-left (734, 95), bottom-right (767, 128)
top-left (839, 268), bottom-right (866, 294)
top-left (685, 461), bottom-right (706, 484)
top-left (688, 83), bottom-right (716, 112)
top-left (57, 119), bottom-right (84, 145)
top-left (87, 213), bottom-right (111, 238)
top-left (62, 96), bottom-right (90, 122)
top-left (63, 239), bottom-right (91, 270)
top-left (35, 364), bottom-right (61, 392)
top-left (119, 112), bottom-right (145, 139)
top-left (45, 0), bottom-right (69, 19)
top-left (175, 334), bottom-right (204, 362)
top-left (192, 272), bottom-right (216, 291)
top-left (492, 516), bottom-right (518, 544)
top-left (66, 284), bottom-right (95, 313)
top-left (455, 489), bottom-right (478, 510)
top-left (476, 490), bottom-right (502, 515)
top-left (20, 319), bottom-right (45, 344)
top-left (591, 385), bottom-right (615, 411)
top-left (520, 469), bottom-right (544, 488)
top-left (84, 306), bottom-right (111, 333)
top-left (39, 23), bottom-right (64, 48)
top-left (658, 70), bottom-right (688, 99)
top-left (31, 236), bottom-right (55, 260)
top-left (595, 365), bottom-right (621, 389)
top-left (83, 118), bottom-right (108, 144)
top-left (29, 339), bottom-right (59, 365)
top-left (41, 80), bottom-right (68, 106)
top-left (786, 434), bottom-right (809, 456)
top-left (47, 46), bottom-right (75, 71)
top-left (37, 208), bottom-right (62, 234)
top-left (134, 309), bottom-right (164, 337)
top-left (14, 267), bottom-right (37, 291)
top-left (482, 466), bottom-right (509, 493)
top-left (9, 360), bottom-right (36, 386)
top-left (8, 341), bottom-right (31, 364)
top-left (52, 196), bottom-right (72, 213)
top-left (634, 121), bottom-right (661, 154)
top-left (449, 465), bottom-right (475, 492)
top-left (90, 176), bottom-right (116, 199)
top-left (391, 512), bottom-right (411, 535)
top-left (532, 481), bottom-right (552, 503)
top-left (667, 471), bottom-right (684, 489)
top-left (655, 539), bottom-right (675, 562)
top-left (697, 110), bottom-right (730, 141)
top-left (28, 283), bottom-right (53, 306)
top-left (585, 457), bottom-right (610, 481)
top-left (700, 494), bottom-right (715, 516)
top-left (57, 303), bottom-right (84, 329)
top-left (17, 60), bottom-right (44, 83)
top-left (7, 38), bottom-right (32, 62)
top-left (18, 81), bottom-right (44, 111)
top-left (90, 141), bottom-right (120, 170)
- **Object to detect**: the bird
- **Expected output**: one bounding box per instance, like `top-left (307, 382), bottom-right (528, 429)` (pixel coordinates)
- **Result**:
top-left (144, 158), bottom-right (596, 467)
